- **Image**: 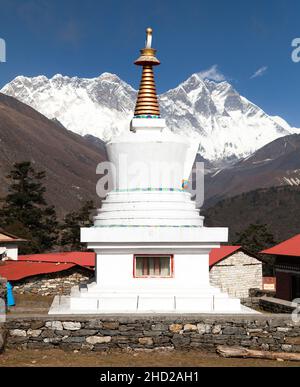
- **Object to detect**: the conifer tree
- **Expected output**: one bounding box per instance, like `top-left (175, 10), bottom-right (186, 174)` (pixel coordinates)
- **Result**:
top-left (0, 161), bottom-right (59, 253)
top-left (60, 200), bottom-right (95, 251)
top-left (235, 223), bottom-right (276, 275)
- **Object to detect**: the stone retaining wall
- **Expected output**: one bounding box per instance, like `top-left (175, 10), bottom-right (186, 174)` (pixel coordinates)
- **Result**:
top-left (0, 276), bottom-right (6, 305)
top-left (4, 314), bottom-right (300, 353)
top-left (12, 267), bottom-right (93, 296)
top-left (259, 296), bottom-right (297, 314)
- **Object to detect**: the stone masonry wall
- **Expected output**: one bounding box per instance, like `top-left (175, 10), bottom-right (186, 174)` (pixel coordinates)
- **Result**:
top-left (210, 251), bottom-right (262, 298)
top-left (12, 267), bottom-right (94, 296)
top-left (0, 276), bottom-right (6, 304)
top-left (4, 314), bottom-right (300, 353)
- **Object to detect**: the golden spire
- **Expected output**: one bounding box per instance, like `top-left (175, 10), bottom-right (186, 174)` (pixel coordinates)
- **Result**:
top-left (134, 28), bottom-right (160, 117)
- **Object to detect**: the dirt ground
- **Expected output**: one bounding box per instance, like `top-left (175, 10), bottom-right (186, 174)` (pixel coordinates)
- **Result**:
top-left (0, 348), bottom-right (299, 367)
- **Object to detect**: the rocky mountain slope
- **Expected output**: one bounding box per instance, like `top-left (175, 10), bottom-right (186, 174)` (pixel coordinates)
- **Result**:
top-left (0, 93), bottom-right (106, 217)
top-left (204, 133), bottom-right (300, 207)
top-left (2, 72), bottom-right (297, 163)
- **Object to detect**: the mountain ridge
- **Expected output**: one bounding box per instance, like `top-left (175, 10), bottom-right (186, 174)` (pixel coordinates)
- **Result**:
top-left (2, 72), bottom-right (298, 163)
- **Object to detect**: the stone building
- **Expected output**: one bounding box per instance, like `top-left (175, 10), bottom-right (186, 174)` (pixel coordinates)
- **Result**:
top-left (0, 252), bottom-right (95, 296)
top-left (209, 246), bottom-right (263, 298)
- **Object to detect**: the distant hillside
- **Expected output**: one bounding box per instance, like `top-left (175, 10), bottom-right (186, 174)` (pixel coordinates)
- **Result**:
top-left (203, 186), bottom-right (300, 243)
top-left (204, 134), bottom-right (300, 208)
top-left (0, 93), bottom-right (106, 217)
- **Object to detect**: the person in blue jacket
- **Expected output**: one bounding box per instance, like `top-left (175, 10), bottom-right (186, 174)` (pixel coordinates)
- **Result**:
top-left (6, 282), bottom-right (15, 307)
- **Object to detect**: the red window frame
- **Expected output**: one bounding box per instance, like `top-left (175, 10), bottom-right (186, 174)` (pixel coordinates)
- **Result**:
top-left (133, 254), bottom-right (174, 278)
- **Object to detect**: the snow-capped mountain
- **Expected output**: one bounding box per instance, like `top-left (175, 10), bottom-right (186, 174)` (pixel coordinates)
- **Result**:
top-left (1, 72), bottom-right (297, 161)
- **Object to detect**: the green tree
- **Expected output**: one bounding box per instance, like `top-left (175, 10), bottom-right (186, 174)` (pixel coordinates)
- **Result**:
top-left (60, 200), bottom-right (95, 251)
top-left (234, 223), bottom-right (277, 276)
top-left (0, 161), bottom-right (59, 253)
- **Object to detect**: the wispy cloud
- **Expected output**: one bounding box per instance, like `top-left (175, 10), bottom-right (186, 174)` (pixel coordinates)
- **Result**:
top-left (250, 66), bottom-right (268, 79)
top-left (198, 65), bottom-right (226, 82)
top-left (58, 19), bottom-right (83, 46)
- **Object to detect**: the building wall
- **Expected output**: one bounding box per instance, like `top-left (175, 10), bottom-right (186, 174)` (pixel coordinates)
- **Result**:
top-left (209, 251), bottom-right (262, 298)
top-left (96, 253), bottom-right (210, 292)
top-left (12, 268), bottom-right (94, 296)
top-left (0, 244), bottom-right (18, 260)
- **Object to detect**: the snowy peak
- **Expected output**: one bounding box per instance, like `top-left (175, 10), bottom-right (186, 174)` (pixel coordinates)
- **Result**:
top-left (1, 72), bottom-right (295, 161)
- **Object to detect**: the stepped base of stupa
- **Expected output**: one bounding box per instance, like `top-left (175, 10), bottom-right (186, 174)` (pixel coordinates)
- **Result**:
top-left (49, 227), bottom-right (259, 315)
top-left (49, 289), bottom-right (258, 315)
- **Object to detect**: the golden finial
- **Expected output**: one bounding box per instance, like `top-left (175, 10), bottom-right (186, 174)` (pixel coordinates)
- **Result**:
top-left (133, 28), bottom-right (161, 118)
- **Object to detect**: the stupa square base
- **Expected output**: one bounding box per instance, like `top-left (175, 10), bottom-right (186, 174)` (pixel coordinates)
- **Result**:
top-left (49, 294), bottom-right (258, 314)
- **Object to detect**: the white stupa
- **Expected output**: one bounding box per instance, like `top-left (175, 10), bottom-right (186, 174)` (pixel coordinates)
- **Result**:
top-left (50, 29), bottom-right (254, 314)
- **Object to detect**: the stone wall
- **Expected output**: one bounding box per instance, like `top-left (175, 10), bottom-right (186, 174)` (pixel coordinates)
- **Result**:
top-left (0, 276), bottom-right (7, 352)
top-left (12, 267), bottom-right (94, 296)
top-left (4, 314), bottom-right (300, 353)
top-left (209, 251), bottom-right (262, 298)
top-left (259, 296), bottom-right (298, 314)
top-left (0, 275), bottom-right (6, 305)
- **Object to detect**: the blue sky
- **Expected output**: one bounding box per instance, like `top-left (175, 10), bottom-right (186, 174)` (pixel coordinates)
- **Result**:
top-left (0, 0), bottom-right (299, 126)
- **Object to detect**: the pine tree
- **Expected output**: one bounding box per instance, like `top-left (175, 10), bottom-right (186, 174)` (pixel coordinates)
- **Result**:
top-left (234, 223), bottom-right (277, 276)
top-left (234, 223), bottom-right (276, 254)
top-left (60, 200), bottom-right (95, 251)
top-left (0, 161), bottom-right (59, 253)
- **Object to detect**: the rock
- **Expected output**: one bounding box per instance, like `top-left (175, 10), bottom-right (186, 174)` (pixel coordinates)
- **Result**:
top-left (151, 323), bottom-right (168, 331)
top-left (171, 334), bottom-right (190, 348)
top-left (27, 329), bottom-right (42, 338)
top-left (86, 336), bottom-right (112, 345)
top-left (102, 322), bottom-right (119, 330)
top-left (138, 337), bottom-right (153, 346)
top-left (212, 325), bottom-right (222, 335)
top-left (62, 322), bottom-right (81, 331)
top-left (62, 336), bottom-right (86, 343)
top-left (223, 326), bottom-right (245, 335)
top-left (43, 337), bottom-right (62, 344)
top-left (281, 344), bottom-right (292, 352)
top-left (71, 329), bottom-right (98, 337)
top-left (183, 324), bottom-right (198, 332)
top-left (247, 328), bottom-right (263, 333)
top-left (0, 328), bottom-right (7, 353)
top-left (10, 329), bottom-right (27, 337)
top-left (277, 327), bottom-right (291, 333)
top-left (45, 321), bottom-right (63, 331)
top-left (30, 321), bottom-right (44, 330)
top-left (197, 323), bottom-right (210, 334)
top-left (261, 344), bottom-right (269, 351)
top-left (85, 320), bottom-right (103, 329)
top-left (169, 324), bottom-right (183, 333)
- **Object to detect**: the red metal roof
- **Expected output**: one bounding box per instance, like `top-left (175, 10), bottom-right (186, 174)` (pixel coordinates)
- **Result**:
top-left (18, 251), bottom-right (95, 267)
top-left (209, 245), bottom-right (241, 267)
top-left (261, 234), bottom-right (300, 257)
top-left (0, 248), bottom-right (244, 281)
top-left (0, 261), bottom-right (76, 281)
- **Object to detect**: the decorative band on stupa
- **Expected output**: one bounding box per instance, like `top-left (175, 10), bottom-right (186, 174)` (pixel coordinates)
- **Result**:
top-left (133, 28), bottom-right (161, 118)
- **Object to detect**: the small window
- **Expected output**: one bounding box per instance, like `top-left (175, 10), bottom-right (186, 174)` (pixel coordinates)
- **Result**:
top-left (134, 255), bottom-right (173, 278)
